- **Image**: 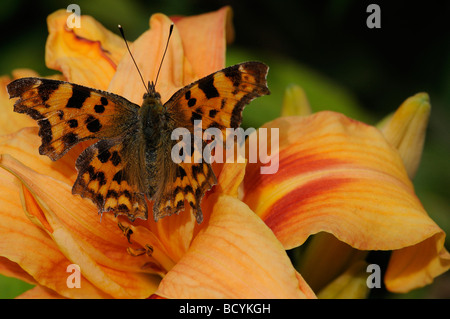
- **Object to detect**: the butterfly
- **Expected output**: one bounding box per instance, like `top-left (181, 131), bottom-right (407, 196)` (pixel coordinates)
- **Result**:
top-left (7, 62), bottom-right (270, 223)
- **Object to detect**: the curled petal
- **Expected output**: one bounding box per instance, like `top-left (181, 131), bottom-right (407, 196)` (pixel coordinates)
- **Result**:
top-left (108, 13), bottom-right (186, 104)
top-left (244, 112), bottom-right (450, 291)
top-left (174, 6), bottom-right (233, 80)
top-left (385, 233), bottom-right (450, 293)
top-left (0, 127), bottom-right (77, 185)
top-left (244, 112), bottom-right (440, 249)
top-left (0, 166), bottom-right (108, 298)
top-left (156, 194), bottom-right (314, 298)
top-left (0, 154), bottom-right (160, 298)
top-left (46, 10), bottom-right (126, 89)
top-left (243, 112), bottom-right (448, 291)
top-left (109, 7), bottom-right (231, 104)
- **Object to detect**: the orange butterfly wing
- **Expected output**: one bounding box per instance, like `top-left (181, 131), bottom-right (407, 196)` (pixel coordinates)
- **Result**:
top-left (166, 61), bottom-right (270, 132)
top-left (153, 62), bottom-right (270, 223)
top-left (7, 78), bottom-right (147, 220)
top-left (8, 78), bottom-right (139, 160)
top-left (73, 139), bottom-right (148, 220)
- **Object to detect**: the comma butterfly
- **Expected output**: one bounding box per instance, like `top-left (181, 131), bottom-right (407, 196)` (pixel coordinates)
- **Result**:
top-left (7, 28), bottom-right (269, 224)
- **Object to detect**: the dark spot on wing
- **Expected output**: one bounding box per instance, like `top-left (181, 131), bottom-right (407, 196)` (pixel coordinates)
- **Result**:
top-left (94, 104), bottom-right (105, 113)
top-left (85, 115), bottom-right (102, 133)
top-left (198, 74), bottom-right (219, 99)
top-left (68, 119), bottom-right (78, 128)
top-left (66, 85), bottom-right (90, 109)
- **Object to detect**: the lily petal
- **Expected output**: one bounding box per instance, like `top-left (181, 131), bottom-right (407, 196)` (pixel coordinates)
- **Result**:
top-left (108, 7), bottom-right (231, 104)
top-left (173, 6), bottom-right (233, 80)
top-left (156, 193), bottom-right (314, 298)
top-left (216, 160), bottom-right (246, 198)
top-left (243, 112), bottom-right (448, 292)
top-left (385, 232), bottom-right (450, 293)
top-left (45, 10), bottom-right (126, 89)
top-left (108, 13), bottom-right (186, 104)
top-left (0, 165), bottom-right (108, 298)
top-left (248, 112), bottom-right (441, 240)
top-left (0, 154), bottom-right (160, 298)
top-left (0, 127), bottom-right (77, 185)
top-left (0, 257), bottom-right (36, 286)
top-left (244, 112), bottom-right (442, 249)
top-left (146, 206), bottom-right (197, 265)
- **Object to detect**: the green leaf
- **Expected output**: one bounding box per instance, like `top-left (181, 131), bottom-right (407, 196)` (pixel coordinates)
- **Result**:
top-left (0, 274), bottom-right (34, 299)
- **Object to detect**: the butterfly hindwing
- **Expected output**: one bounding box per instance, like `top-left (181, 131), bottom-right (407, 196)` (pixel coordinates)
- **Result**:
top-left (153, 141), bottom-right (217, 223)
top-left (7, 77), bottom-right (139, 160)
top-left (73, 138), bottom-right (148, 221)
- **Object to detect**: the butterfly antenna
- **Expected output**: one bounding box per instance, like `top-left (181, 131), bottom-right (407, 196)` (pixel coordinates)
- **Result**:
top-left (154, 23), bottom-right (174, 89)
top-left (118, 25), bottom-right (149, 93)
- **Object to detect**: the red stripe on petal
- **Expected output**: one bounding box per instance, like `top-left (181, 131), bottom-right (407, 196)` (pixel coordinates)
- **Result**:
top-left (264, 176), bottom-right (353, 239)
top-left (246, 150), bottom-right (349, 190)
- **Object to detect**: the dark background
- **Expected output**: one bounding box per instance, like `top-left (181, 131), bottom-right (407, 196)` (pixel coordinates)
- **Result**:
top-left (2, 0), bottom-right (450, 118)
top-left (0, 0), bottom-right (449, 298)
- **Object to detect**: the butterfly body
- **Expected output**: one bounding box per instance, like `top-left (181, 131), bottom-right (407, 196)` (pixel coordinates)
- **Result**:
top-left (137, 87), bottom-right (180, 215)
top-left (8, 62), bottom-right (270, 223)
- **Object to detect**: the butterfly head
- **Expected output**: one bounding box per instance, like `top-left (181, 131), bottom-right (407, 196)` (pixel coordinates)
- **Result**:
top-left (143, 81), bottom-right (161, 102)
top-left (141, 80), bottom-right (164, 114)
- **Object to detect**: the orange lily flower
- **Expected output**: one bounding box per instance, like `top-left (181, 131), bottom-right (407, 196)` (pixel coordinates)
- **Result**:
top-left (0, 8), bottom-right (314, 299)
top-left (0, 7), bottom-right (448, 299)
top-left (243, 85), bottom-right (450, 296)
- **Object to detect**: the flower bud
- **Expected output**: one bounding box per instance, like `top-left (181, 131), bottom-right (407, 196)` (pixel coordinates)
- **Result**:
top-left (378, 93), bottom-right (431, 178)
top-left (281, 84), bottom-right (312, 117)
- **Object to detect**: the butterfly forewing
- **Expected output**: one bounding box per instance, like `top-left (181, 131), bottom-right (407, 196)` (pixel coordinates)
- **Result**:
top-left (165, 62), bottom-right (270, 132)
top-left (7, 77), bottom-right (139, 160)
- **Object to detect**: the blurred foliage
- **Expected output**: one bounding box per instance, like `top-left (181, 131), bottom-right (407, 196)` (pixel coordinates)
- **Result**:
top-left (0, 275), bottom-right (33, 299)
top-left (0, 0), bottom-right (449, 298)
